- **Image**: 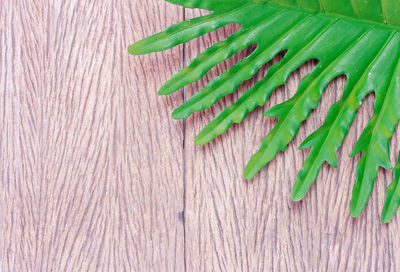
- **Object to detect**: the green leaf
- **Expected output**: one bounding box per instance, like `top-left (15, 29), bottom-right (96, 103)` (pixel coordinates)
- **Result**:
top-left (129, 0), bottom-right (400, 221)
top-left (293, 32), bottom-right (400, 203)
top-left (349, 52), bottom-right (400, 217)
top-left (382, 152), bottom-right (400, 223)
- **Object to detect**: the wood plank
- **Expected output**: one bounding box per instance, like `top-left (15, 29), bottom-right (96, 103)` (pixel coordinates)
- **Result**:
top-left (0, 1), bottom-right (185, 271)
top-left (184, 8), bottom-right (400, 271)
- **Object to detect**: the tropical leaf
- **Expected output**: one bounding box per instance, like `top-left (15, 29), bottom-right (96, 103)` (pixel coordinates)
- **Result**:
top-left (129, 0), bottom-right (400, 222)
top-left (382, 152), bottom-right (400, 223)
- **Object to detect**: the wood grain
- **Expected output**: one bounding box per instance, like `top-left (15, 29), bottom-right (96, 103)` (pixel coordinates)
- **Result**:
top-left (0, 1), bottom-right (184, 271)
top-left (1, 1), bottom-right (400, 271)
top-left (183, 8), bottom-right (400, 272)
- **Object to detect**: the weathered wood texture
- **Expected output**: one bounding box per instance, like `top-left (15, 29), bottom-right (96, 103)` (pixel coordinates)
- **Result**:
top-left (1, 1), bottom-right (400, 271)
top-left (1, 1), bottom-right (184, 271)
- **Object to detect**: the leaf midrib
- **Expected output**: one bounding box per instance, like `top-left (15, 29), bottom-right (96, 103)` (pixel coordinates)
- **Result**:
top-left (263, 0), bottom-right (400, 32)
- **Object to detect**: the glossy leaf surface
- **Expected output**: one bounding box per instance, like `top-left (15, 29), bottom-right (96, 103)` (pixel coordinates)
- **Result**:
top-left (382, 152), bottom-right (400, 223)
top-left (129, 0), bottom-right (400, 222)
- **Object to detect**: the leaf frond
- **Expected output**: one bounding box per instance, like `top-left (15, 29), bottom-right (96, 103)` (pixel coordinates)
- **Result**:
top-left (382, 152), bottom-right (400, 223)
top-left (130, 0), bottom-right (400, 221)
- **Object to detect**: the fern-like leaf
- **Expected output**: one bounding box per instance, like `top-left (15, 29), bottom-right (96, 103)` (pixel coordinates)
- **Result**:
top-left (294, 32), bottom-right (400, 203)
top-left (130, 0), bottom-right (400, 222)
top-left (382, 152), bottom-right (400, 223)
top-left (349, 51), bottom-right (400, 217)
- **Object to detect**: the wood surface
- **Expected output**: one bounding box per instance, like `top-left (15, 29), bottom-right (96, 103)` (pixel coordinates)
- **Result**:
top-left (1, 0), bottom-right (400, 271)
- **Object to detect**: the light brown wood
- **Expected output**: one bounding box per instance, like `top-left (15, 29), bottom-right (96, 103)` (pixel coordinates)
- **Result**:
top-left (184, 8), bottom-right (400, 272)
top-left (1, 1), bottom-right (184, 271)
top-left (2, 1), bottom-right (400, 271)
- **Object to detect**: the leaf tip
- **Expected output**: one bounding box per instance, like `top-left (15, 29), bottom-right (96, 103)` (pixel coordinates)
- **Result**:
top-left (348, 147), bottom-right (359, 158)
top-left (291, 186), bottom-right (306, 202)
top-left (381, 213), bottom-right (392, 224)
top-left (128, 43), bottom-right (146, 55)
top-left (243, 165), bottom-right (258, 180)
top-left (158, 85), bottom-right (173, 95)
top-left (171, 108), bottom-right (188, 120)
top-left (349, 203), bottom-right (363, 218)
top-left (194, 135), bottom-right (208, 146)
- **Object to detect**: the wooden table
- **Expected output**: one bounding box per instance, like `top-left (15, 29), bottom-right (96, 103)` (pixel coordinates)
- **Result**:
top-left (2, 0), bottom-right (400, 271)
